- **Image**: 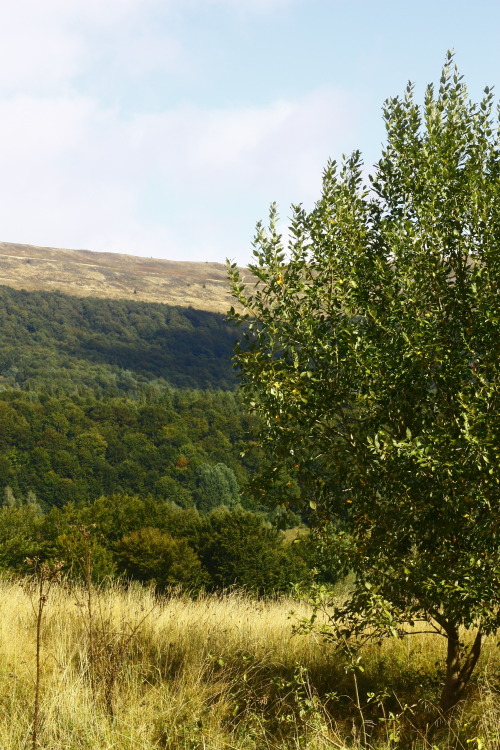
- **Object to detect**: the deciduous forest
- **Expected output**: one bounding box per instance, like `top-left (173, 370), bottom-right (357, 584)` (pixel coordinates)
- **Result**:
top-left (0, 284), bottom-right (319, 594)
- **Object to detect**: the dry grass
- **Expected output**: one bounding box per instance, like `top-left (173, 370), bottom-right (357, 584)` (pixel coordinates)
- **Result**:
top-left (0, 578), bottom-right (497, 749)
top-left (0, 241), bottom-right (249, 312)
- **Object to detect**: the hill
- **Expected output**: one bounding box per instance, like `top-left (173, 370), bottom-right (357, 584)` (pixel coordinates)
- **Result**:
top-left (0, 285), bottom-right (239, 392)
top-left (0, 246), bottom-right (269, 528)
top-left (0, 241), bottom-right (242, 313)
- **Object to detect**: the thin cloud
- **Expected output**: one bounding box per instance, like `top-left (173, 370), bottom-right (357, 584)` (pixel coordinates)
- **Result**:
top-left (0, 0), bottom-right (362, 263)
top-left (0, 0), bottom-right (174, 94)
top-left (0, 86), bottom-right (360, 262)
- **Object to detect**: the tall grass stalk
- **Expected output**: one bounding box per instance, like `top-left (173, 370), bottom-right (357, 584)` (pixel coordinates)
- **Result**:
top-left (0, 578), bottom-right (496, 749)
top-left (24, 559), bottom-right (64, 750)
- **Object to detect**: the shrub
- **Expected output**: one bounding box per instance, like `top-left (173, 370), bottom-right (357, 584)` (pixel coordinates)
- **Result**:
top-left (114, 527), bottom-right (206, 590)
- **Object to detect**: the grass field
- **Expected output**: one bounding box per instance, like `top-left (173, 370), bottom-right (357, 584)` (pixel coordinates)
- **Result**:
top-left (0, 578), bottom-right (498, 749)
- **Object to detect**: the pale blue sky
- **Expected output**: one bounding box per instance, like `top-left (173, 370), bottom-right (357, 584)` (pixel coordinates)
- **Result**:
top-left (0, 0), bottom-right (498, 265)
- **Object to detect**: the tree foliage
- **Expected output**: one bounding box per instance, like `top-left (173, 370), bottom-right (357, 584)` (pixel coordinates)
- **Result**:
top-left (195, 462), bottom-right (240, 513)
top-left (228, 54), bottom-right (500, 711)
top-left (0, 495), bottom-right (308, 595)
top-left (0, 285), bottom-right (238, 392)
top-left (114, 527), bottom-right (205, 590)
top-left (197, 507), bottom-right (307, 594)
top-left (0, 388), bottom-right (258, 511)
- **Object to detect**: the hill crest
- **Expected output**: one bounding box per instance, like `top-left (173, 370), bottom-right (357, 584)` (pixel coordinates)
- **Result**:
top-left (0, 241), bottom-right (241, 313)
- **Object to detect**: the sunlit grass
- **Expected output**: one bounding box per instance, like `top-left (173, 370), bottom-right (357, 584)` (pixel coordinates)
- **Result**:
top-left (0, 578), bottom-right (497, 749)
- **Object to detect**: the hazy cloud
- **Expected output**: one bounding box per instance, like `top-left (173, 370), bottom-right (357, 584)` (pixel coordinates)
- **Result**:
top-left (0, 84), bottom-right (359, 262)
top-left (0, 0), bottom-right (174, 94)
top-left (0, 0), bottom-right (360, 263)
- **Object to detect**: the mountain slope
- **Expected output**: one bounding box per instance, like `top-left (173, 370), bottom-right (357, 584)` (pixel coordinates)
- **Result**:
top-left (0, 285), bottom-right (238, 392)
top-left (0, 241), bottom-right (242, 313)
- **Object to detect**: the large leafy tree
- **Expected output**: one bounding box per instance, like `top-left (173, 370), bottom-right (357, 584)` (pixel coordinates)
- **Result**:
top-left (228, 54), bottom-right (500, 712)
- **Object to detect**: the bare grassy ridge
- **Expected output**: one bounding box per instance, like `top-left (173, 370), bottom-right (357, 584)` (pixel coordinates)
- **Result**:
top-left (0, 241), bottom-right (249, 313)
top-left (0, 580), bottom-right (498, 749)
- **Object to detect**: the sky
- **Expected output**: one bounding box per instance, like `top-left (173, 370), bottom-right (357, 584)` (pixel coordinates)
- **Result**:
top-left (0, 0), bottom-right (499, 266)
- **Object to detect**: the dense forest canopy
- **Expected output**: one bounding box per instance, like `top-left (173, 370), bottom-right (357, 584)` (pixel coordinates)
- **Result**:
top-left (0, 285), bottom-right (238, 392)
top-left (0, 285), bottom-right (267, 512)
top-left (0, 388), bottom-right (261, 510)
top-left (0, 283), bottom-right (321, 591)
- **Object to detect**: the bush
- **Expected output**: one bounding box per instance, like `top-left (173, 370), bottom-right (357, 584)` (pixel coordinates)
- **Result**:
top-left (0, 505), bottom-right (44, 572)
top-left (114, 527), bottom-right (206, 590)
top-left (198, 508), bottom-right (307, 594)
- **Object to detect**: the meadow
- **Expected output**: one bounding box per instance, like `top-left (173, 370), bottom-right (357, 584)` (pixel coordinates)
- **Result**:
top-left (0, 578), bottom-right (497, 750)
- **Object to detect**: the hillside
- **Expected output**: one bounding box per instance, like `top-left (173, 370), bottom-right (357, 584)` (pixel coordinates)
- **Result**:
top-left (0, 285), bottom-right (264, 513)
top-left (0, 285), bottom-right (238, 392)
top-left (0, 241), bottom-right (243, 313)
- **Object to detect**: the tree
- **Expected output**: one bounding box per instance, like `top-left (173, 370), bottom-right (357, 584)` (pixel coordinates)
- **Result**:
top-left (198, 507), bottom-right (306, 594)
top-left (194, 462), bottom-right (239, 513)
top-left (114, 527), bottom-right (205, 590)
top-left (0, 503), bottom-right (45, 571)
top-left (228, 54), bottom-right (500, 713)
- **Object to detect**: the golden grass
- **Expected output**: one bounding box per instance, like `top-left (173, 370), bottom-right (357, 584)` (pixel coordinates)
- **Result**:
top-left (0, 578), bottom-right (497, 749)
top-left (0, 241), bottom-right (245, 312)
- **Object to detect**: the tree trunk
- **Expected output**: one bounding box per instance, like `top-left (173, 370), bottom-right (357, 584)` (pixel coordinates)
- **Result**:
top-left (439, 624), bottom-right (482, 714)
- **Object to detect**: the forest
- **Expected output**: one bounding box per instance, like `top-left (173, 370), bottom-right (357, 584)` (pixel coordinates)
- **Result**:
top-left (0, 284), bottom-right (238, 392)
top-left (0, 283), bottom-right (318, 594)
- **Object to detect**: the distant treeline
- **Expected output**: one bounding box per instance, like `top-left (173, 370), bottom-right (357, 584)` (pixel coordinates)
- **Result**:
top-left (0, 285), bottom-right (238, 392)
top-left (0, 496), bottom-right (317, 594)
top-left (0, 388), bottom-right (264, 511)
